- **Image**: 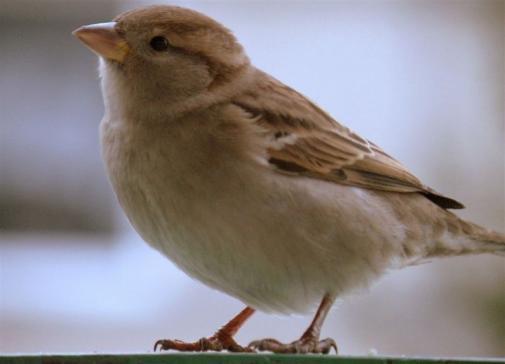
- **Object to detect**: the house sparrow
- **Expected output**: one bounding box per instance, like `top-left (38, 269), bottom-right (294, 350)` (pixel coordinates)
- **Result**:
top-left (73, 5), bottom-right (505, 355)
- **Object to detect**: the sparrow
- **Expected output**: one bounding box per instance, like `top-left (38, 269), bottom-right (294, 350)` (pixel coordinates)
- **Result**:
top-left (73, 5), bottom-right (505, 355)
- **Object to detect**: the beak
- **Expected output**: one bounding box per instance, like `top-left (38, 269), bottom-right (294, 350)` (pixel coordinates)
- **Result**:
top-left (73, 22), bottom-right (129, 63)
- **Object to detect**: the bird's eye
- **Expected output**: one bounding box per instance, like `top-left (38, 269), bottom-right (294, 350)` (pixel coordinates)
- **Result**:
top-left (150, 36), bottom-right (169, 52)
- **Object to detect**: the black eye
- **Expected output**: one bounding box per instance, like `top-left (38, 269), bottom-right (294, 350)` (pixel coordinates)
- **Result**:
top-left (150, 36), bottom-right (169, 51)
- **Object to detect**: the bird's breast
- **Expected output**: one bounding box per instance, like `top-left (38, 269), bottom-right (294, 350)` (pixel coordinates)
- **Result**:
top-left (98, 114), bottom-right (404, 314)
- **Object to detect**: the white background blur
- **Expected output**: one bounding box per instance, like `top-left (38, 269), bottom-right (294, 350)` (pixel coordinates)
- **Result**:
top-left (0, 0), bottom-right (504, 358)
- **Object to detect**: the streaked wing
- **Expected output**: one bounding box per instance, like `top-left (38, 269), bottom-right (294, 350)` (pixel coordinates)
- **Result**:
top-left (232, 73), bottom-right (463, 209)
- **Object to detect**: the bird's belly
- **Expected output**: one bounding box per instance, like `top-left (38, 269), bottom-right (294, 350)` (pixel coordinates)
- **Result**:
top-left (120, 173), bottom-right (404, 313)
top-left (102, 123), bottom-right (405, 314)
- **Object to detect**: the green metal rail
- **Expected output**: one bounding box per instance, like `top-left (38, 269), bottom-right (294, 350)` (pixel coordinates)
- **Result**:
top-left (0, 354), bottom-right (503, 364)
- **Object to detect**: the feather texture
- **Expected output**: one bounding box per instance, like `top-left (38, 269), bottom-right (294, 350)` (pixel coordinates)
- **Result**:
top-left (232, 72), bottom-right (464, 209)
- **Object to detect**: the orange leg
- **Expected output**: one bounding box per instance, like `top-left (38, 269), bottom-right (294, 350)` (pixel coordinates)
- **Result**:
top-left (248, 294), bottom-right (337, 354)
top-left (154, 306), bottom-right (255, 352)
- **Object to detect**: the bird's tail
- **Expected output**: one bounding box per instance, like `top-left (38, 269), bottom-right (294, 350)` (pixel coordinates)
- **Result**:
top-left (426, 215), bottom-right (505, 259)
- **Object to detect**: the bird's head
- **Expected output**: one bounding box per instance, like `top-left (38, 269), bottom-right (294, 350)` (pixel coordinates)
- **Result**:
top-left (73, 5), bottom-right (250, 109)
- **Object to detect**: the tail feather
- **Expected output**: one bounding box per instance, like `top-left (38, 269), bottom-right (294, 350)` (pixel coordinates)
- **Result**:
top-left (461, 220), bottom-right (505, 254)
top-left (427, 215), bottom-right (505, 258)
top-left (465, 221), bottom-right (505, 256)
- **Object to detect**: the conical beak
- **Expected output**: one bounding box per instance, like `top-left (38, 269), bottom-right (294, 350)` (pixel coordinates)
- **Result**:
top-left (73, 22), bottom-right (129, 63)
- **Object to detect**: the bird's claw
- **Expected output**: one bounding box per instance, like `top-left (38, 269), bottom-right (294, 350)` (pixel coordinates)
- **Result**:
top-left (154, 335), bottom-right (253, 352)
top-left (248, 336), bottom-right (337, 354)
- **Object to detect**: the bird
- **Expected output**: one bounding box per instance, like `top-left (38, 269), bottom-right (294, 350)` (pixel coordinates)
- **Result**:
top-left (73, 5), bottom-right (505, 355)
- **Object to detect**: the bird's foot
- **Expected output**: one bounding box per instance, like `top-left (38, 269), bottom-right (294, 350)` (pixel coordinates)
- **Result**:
top-left (248, 336), bottom-right (337, 354)
top-left (154, 331), bottom-right (252, 352)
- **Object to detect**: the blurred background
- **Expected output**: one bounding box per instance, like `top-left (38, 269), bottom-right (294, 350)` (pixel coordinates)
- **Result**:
top-left (0, 0), bottom-right (503, 357)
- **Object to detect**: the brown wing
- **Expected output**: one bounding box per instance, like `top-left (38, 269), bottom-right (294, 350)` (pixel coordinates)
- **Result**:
top-left (232, 73), bottom-right (464, 209)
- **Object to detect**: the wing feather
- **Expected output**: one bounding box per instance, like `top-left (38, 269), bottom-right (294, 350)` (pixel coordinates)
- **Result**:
top-left (232, 73), bottom-right (464, 209)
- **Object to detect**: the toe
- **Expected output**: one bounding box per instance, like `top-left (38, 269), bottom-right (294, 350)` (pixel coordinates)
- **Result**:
top-left (154, 339), bottom-right (177, 352)
top-left (153, 339), bottom-right (163, 352)
top-left (248, 338), bottom-right (284, 352)
top-left (154, 339), bottom-right (200, 352)
top-left (154, 335), bottom-right (250, 353)
top-left (247, 337), bottom-right (338, 355)
top-left (319, 337), bottom-right (338, 354)
top-left (248, 338), bottom-right (297, 354)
